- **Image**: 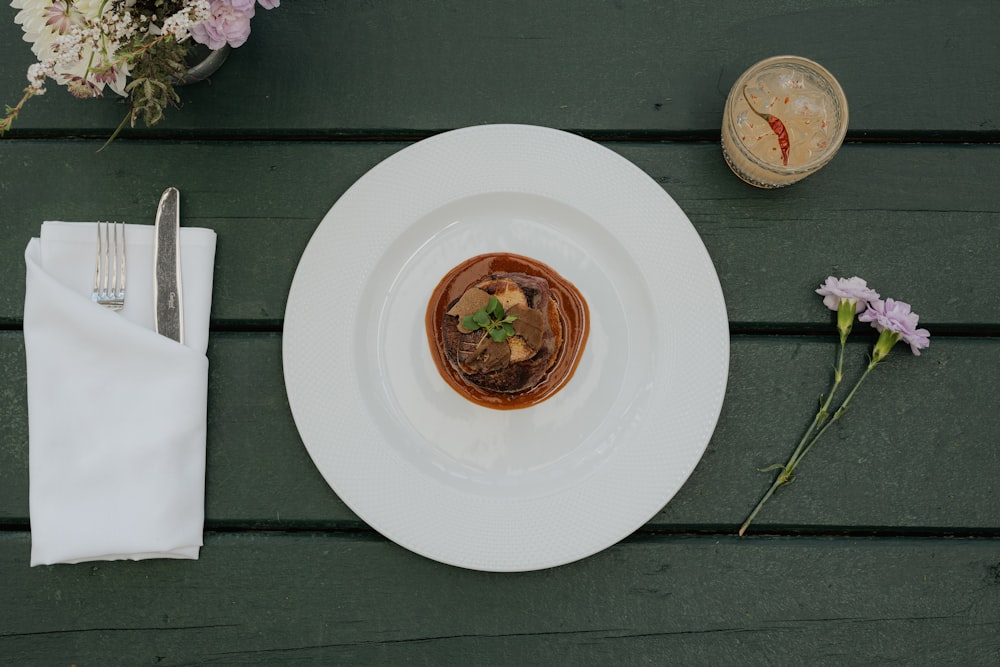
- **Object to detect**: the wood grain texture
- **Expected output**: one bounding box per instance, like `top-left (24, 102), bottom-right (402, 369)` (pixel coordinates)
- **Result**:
top-left (2, 141), bottom-right (998, 329)
top-left (2, 1), bottom-right (998, 138)
top-left (3, 333), bottom-right (997, 533)
top-left (1, 531), bottom-right (998, 665)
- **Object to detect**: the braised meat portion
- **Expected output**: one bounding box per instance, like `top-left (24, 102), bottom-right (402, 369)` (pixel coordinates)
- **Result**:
top-left (440, 272), bottom-right (561, 394)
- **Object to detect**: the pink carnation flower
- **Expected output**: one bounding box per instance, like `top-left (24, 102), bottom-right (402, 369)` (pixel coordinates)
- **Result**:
top-left (190, 0), bottom-right (255, 49)
top-left (815, 276), bottom-right (880, 314)
top-left (859, 298), bottom-right (931, 356)
top-left (190, 0), bottom-right (279, 49)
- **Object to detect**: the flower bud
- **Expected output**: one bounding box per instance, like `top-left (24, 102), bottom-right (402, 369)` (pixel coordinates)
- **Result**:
top-left (871, 330), bottom-right (901, 364)
top-left (836, 299), bottom-right (856, 343)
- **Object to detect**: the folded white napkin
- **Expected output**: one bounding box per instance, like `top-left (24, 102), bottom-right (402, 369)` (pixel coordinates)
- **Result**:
top-left (24, 221), bottom-right (217, 566)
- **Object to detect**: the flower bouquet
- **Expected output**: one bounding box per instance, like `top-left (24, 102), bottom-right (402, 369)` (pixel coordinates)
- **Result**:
top-left (2, 0), bottom-right (279, 138)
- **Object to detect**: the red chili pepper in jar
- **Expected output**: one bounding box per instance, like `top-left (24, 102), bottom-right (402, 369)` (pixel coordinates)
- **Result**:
top-left (743, 86), bottom-right (790, 166)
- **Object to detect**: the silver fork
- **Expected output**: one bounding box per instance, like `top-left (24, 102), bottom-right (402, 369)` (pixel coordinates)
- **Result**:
top-left (92, 221), bottom-right (126, 311)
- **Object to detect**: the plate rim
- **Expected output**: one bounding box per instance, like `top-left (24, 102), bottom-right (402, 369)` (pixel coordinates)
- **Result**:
top-left (282, 124), bottom-right (729, 571)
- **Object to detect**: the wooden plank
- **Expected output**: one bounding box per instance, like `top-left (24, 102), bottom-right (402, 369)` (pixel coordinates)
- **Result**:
top-left (1, 531), bottom-right (998, 664)
top-left (2, 141), bottom-right (999, 328)
top-left (2, 1), bottom-right (998, 137)
top-left (658, 335), bottom-right (1000, 534)
top-left (3, 333), bottom-right (999, 533)
top-left (0, 140), bottom-right (400, 328)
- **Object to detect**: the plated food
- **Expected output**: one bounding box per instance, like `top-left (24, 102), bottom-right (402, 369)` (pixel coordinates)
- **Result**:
top-left (426, 253), bottom-right (589, 409)
top-left (285, 124), bottom-right (728, 570)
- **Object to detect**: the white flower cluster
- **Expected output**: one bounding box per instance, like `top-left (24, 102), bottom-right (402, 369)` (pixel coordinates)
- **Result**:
top-left (25, 19), bottom-right (103, 96)
top-left (26, 63), bottom-right (47, 95)
top-left (13, 0), bottom-right (214, 99)
top-left (162, 0), bottom-right (211, 42)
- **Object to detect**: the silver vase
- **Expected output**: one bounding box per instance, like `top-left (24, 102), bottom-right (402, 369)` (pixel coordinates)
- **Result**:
top-left (175, 45), bottom-right (231, 85)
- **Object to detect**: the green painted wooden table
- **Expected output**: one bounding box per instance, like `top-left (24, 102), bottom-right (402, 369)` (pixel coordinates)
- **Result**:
top-left (2, 1), bottom-right (999, 664)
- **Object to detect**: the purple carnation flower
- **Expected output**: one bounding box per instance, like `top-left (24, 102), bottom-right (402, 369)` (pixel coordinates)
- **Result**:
top-left (815, 276), bottom-right (880, 314)
top-left (859, 298), bottom-right (931, 356)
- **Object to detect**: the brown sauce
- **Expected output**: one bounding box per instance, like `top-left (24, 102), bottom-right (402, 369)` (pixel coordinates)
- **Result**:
top-left (425, 253), bottom-right (589, 410)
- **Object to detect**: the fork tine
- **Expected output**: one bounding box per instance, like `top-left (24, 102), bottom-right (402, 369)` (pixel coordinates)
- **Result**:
top-left (118, 222), bottom-right (126, 299)
top-left (111, 222), bottom-right (119, 298)
top-left (92, 221), bottom-right (127, 311)
top-left (102, 222), bottom-right (110, 298)
top-left (93, 222), bottom-right (103, 297)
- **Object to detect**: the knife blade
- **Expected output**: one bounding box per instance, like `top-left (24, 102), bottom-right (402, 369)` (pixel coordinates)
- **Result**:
top-left (153, 187), bottom-right (184, 343)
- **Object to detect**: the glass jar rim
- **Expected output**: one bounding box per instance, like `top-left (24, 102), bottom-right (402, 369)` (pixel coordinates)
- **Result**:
top-left (724, 55), bottom-right (849, 174)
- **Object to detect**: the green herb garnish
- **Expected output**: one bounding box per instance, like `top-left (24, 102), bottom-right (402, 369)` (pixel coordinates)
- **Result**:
top-left (461, 296), bottom-right (519, 343)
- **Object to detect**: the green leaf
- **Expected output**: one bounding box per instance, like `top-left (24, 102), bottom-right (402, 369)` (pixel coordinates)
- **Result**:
top-left (473, 310), bottom-right (491, 327)
top-left (461, 315), bottom-right (480, 331)
top-left (489, 328), bottom-right (507, 342)
top-left (488, 296), bottom-right (504, 319)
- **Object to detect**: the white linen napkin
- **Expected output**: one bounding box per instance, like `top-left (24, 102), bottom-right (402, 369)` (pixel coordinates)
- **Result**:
top-left (24, 221), bottom-right (217, 566)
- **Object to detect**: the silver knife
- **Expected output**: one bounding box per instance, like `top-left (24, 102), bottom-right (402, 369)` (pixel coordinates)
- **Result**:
top-left (153, 187), bottom-right (184, 343)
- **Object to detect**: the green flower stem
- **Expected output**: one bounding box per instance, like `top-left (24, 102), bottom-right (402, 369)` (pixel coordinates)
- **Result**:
top-left (793, 357), bottom-right (879, 466)
top-left (0, 89), bottom-right (35, 135)
top-left (738, 355), bottom-right (881, 536)
top-left (738, 333), bottom-right (848, 537)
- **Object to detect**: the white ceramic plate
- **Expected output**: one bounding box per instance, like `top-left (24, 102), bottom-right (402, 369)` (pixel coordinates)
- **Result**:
top-left (283, 124), bottom-right (728, 571)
